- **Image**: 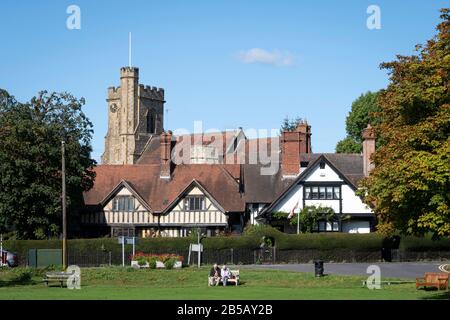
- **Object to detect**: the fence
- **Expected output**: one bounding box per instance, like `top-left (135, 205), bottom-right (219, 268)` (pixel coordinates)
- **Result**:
top-left (16, 246), bottom-right (387, 267)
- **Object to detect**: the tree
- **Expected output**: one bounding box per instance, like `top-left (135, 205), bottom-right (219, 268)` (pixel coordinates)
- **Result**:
top-left (0, 89), bottom-right (96, 239)
top-left (359, 9), bottom-right (450, 238)
top-left (295, 206), bottom-right (335, 233)
top-left (273, 205), bottom-right (336, 233)
top-left (280, 116), bottom-right (303, 133)
top-left (336, 91), bottom-right (381, 153)
top-left (335, 136), bottom-right (361, 154)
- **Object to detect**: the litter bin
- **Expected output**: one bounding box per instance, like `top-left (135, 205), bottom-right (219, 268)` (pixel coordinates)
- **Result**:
top-left (314, 260), bottom-right (324, 277)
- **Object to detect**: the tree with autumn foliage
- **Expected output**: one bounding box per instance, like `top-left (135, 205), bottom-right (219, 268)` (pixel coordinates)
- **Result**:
top-left (359, 9), bottom-right (450, 238)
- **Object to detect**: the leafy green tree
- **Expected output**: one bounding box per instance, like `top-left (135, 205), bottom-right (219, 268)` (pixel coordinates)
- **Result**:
top-left (336, 91), bottom-right (381, 153)
top-left (359, 9), bottom-right (450, 238)
top-left (295, 206), bottom-right (335, 233)
top-left (335, 136), bottom-right (361, 154)
top-left (273, 205), bottom-right (336, 233)
top-left (0, 89), bottom-right (96, 239)
top-left (280, 116), bottom-right (303, 133)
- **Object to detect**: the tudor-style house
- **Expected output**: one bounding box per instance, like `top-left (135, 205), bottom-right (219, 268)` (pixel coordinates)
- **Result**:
top-left (81, 66), bottom-right (376, 237)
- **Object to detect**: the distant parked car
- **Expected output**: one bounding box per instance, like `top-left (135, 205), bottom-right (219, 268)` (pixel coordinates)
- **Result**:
top-left (1, 250), bottom-right (18, 267)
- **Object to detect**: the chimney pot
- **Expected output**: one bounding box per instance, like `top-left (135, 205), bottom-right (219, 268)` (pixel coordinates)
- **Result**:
top-left (160, 131), bottom-right (173, 179)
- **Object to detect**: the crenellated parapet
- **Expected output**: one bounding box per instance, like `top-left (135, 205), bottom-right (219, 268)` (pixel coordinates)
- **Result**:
top-left (138, 85), bottom-right (165, 101)
top-left (107, 86), bottom-right (121, 100)
top-left (120, 66), bottom-right (139, 78)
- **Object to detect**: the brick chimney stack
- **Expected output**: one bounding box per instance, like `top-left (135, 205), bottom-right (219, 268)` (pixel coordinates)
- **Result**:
top-left (160, 130), bottom-right (173, 179)
top-left (281, 121), bottom-right (312, 178)
top-left (362, 124), bottom-right (376, 177)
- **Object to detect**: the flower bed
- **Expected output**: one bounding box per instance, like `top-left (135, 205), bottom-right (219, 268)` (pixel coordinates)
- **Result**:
top-left (130, 253), bottom-right (183, 269)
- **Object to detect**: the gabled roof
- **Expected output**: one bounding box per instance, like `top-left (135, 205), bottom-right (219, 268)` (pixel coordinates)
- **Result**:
top-left (136, 130), bottom-right (246, 166)
top-left (299, 153), bottom-right (364, 187)
top-left (99, 180), bottom-right (152, 212)
top-left (259, 154), bottom-right (365, 215)
top-left (83, 164), bottom-right (245, 213)
top-left (162, 179), bottom-right (226, 213)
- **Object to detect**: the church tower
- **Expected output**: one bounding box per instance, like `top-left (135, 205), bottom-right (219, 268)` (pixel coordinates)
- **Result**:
top-left (102, 67), bottom-right (165, 164)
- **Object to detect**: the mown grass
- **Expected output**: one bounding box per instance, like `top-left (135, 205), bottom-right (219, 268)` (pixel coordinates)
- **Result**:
top-left (0, 266), bottom-right (448, 300)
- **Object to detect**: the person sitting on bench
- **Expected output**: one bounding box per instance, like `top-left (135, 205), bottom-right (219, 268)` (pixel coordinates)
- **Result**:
top-left (208, 263), bottom-right (221, 286)
top-left (221, 265), bottom-right (231, 286)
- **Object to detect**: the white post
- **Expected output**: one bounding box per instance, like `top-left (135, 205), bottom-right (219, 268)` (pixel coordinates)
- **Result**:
top-left (297, 209), bottom-right (300, 234)
top-left (122, 237), bottom-right (125, 267)
top-left (0, 234), bottom-right (3, 266)
top-left (132, 237), bottom-right (135, 257)
top-left (197, 228), bottom-right (201, 268)
top-left (128, 32), bottom-right (132, 67)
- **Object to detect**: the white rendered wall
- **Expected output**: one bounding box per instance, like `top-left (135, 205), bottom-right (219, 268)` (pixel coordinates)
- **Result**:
top-left (304, 163), bottom-right (343, 182)
top-left (342, 221), bottom-right (371, 233)
top-left (341, 185), bottom-right (372, 214)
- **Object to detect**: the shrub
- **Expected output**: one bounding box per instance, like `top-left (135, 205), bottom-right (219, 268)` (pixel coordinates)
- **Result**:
top-left (148, 257), bottom-right (157, 269)
top-left (164, 257), bottom-right (177, 269)
top-left (13, 269), bottom-right (33, 283)
top-left (131, 252), bottom-right (182, 269)
top-left (136, 257), bottom-right (147, 266)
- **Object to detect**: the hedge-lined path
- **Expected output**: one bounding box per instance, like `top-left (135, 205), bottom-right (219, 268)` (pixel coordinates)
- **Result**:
top-left (243, 262), bottom-right (448, 279)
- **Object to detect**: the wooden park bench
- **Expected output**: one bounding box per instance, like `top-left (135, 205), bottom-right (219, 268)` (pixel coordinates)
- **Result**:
top-left (224, 270), bottom-right (240, 286)
top-left (43, 270), bottom-right (76, 288)
top-left (416, 272), bottom-right (449, 290)
top-left (208, 269), bottom-right (240, 286)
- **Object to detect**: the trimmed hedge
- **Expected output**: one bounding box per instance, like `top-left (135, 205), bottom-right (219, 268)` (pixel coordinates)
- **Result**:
top-left (276, 233), bottom-right (383, 250)
top-left (3, 226), bottom-right (450, 266)
top-left (399, 235), bottom-right (450, 251)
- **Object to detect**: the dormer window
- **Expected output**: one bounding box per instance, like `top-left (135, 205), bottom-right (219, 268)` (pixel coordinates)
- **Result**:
top-left (113, 196), bottom-right (134, 211)
top-left (319, 161), bottom-right (325, 169)
top-left (185, 196), bottom-right (205, 211)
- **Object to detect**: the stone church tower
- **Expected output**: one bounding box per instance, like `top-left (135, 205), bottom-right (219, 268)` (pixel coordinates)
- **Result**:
top-left (102, 67), bottom-right (165, 164)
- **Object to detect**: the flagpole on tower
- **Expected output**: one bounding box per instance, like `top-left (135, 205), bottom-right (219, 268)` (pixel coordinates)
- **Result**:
top-left (129, 32), bottom-right (132, 67)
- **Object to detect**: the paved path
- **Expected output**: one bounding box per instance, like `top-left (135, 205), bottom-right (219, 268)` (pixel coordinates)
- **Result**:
top-left (241, 262), bottom-right (449, 279)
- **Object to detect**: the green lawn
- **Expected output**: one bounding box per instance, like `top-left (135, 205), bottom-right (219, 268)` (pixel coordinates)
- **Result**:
top-left (0, 266), bottom-right (448, 300)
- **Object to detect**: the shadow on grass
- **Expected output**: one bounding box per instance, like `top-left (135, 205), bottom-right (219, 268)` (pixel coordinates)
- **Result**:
top-left (419, 288), bottom-right (450, 300)
top-left (0, 279), bottom-right (38, 288)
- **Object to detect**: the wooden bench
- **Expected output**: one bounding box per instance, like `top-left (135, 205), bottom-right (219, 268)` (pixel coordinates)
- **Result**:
top-left (224, 270), bottom-right (240, 286)
top-left (416, 272), bottom-right (449, 290)
top-left (43, 271), bottom-right (75, 288)
top-left (208, 270), bottom-right (240, 286)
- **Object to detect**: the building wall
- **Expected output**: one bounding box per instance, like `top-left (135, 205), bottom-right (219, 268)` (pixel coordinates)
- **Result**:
top-left (102, 67), bottom-right (165, 164)
top-left (304, 163), bottom-right (342, 182)
top-left (341, 220), bottom-right (371, 233)
top-left (341, 184), bottom-right (372, 214)
top-left (271, 185), bottom-right (303, 213)
top-left (267, 162), bottom-right (375, 232)
top-left (82, 186), bottom-right (228, 237)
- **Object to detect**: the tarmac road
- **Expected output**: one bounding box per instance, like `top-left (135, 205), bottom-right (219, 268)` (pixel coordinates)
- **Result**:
top-left (242, 262), bottom-right (449, 279)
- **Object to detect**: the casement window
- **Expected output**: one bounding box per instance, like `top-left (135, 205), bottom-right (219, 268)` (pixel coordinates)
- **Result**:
top-left (316, 221), bottom-right (340, 232)
top-left (304, 186), bottom-right (341, 200)
top-left (184, 196), bottom-right (205, 211)
top-left (113, 196), bottom-right (135, 212)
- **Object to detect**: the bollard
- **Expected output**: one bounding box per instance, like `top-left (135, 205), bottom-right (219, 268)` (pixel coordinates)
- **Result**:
top-left (314, 260), bottom-right (324, 277)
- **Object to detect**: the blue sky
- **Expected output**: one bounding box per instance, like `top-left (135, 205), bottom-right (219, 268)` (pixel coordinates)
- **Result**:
top-left (0, 0), bottom-right (446, 161)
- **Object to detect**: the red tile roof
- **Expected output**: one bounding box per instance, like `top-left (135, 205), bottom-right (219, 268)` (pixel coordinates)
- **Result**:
top-left (83, 163), bottom-right (245, 213)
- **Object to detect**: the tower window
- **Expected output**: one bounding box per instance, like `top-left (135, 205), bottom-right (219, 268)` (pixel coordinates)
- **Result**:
top-left (147, 112), bottom-right (155, 133)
